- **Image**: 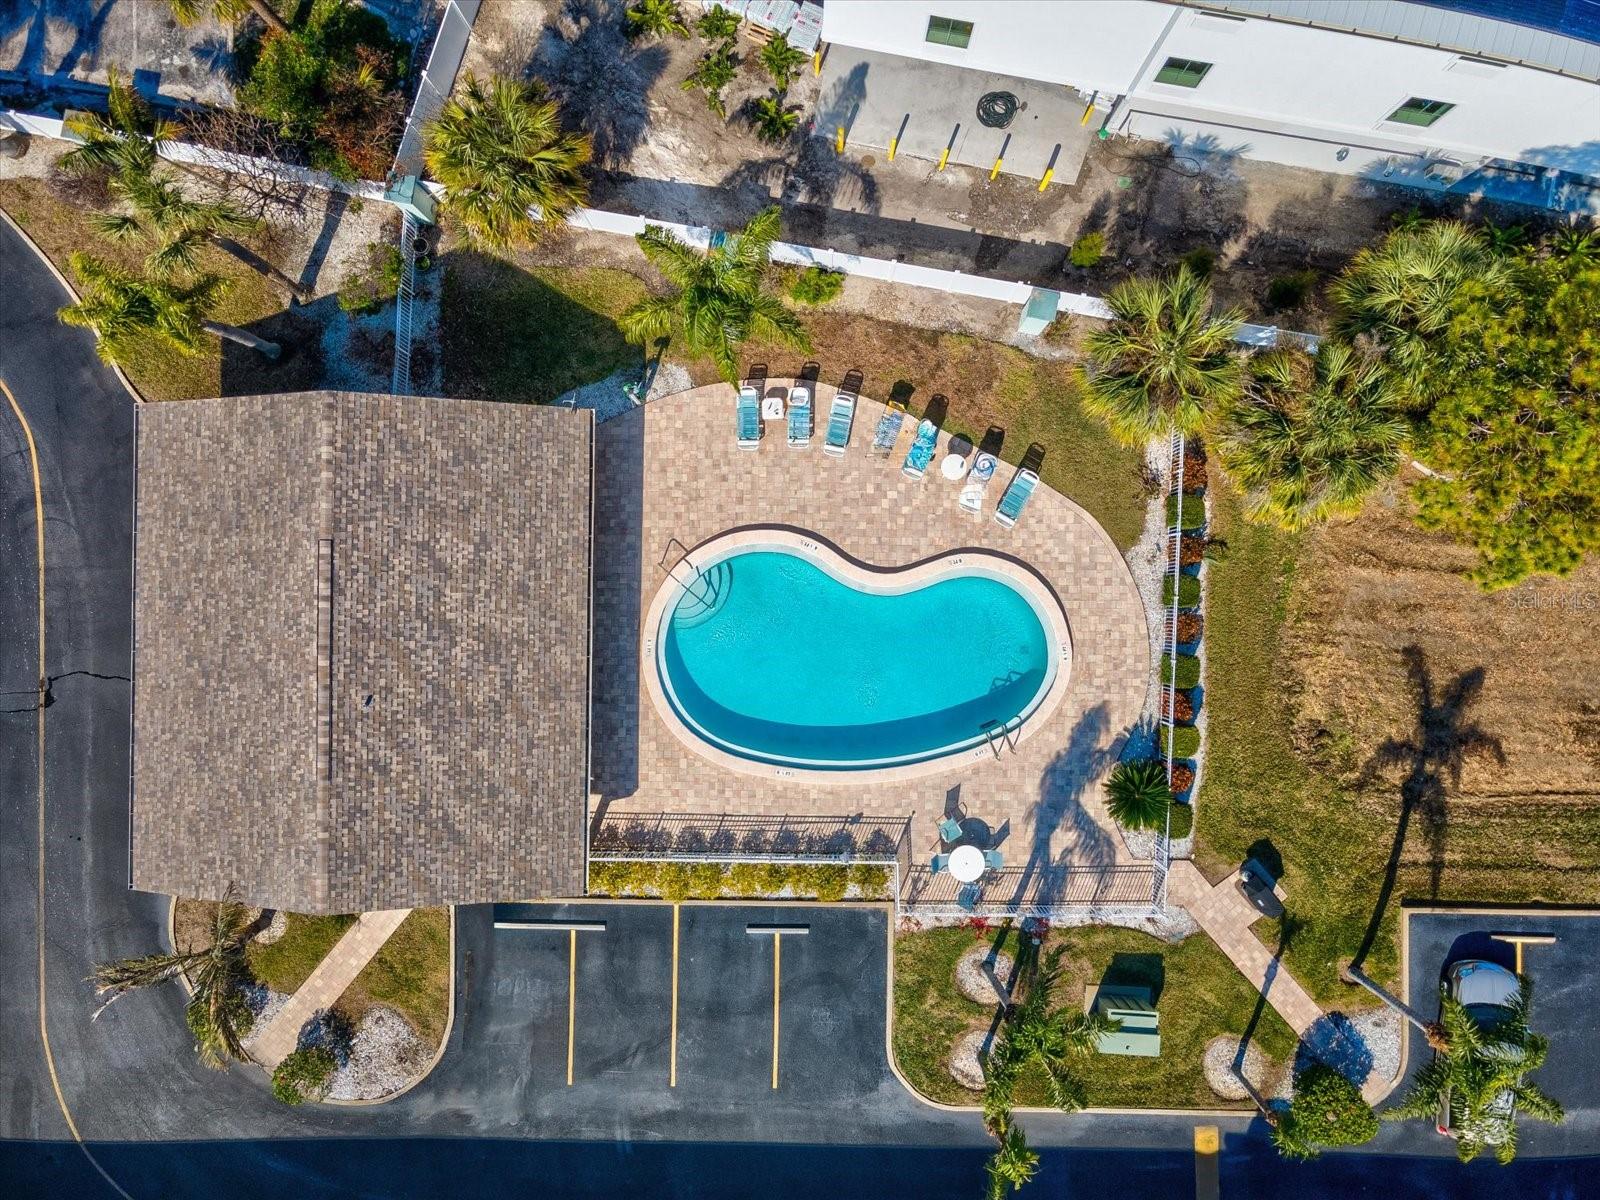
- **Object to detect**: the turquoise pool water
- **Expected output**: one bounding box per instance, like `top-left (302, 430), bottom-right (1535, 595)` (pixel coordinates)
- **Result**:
top-left (658, 549), bottom-right (1053, 769)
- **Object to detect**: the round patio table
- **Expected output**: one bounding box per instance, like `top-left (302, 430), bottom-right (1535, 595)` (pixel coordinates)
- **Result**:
top-left (948, 844), bottom-right (985, 883)
top-left (940, 452), bottom-right (968, 481)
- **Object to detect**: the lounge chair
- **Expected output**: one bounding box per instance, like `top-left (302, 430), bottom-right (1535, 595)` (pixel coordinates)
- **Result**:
top-left (737, 385), bottom-right (761, 449)
top-left (959, 452), bottom-right (997, 514)
top-left (983, 849), bottom-right (1004, 871)
top-left (901, 419), bottom-right (938, 479)
top-left (930, 854), bottom-right (949, 874)
top-left (936, 817), bottom-right (964, 844)
top-left (994, 468), bottom-right (1038, 527)
top-left (871, 400), bottom-right (908, 455)
top-left (787, 386), bottom-right (813, 447)
top-left (825, 380), bottom-right (864, 460)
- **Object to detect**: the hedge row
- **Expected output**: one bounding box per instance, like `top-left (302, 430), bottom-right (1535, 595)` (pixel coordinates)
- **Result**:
top-left (1168, 801), bottom-right (1193, 839)
top-left (1165, 493), bottom-right (1206, 529)
top-left (1159, 652), bottom-right (1202, 690)
top-left (1161, 574), bottom-right (1202, 608)
top-left (1161, 723), bottom-right (1200, 760)
top-left (588, 860), bottom-right (892, 902)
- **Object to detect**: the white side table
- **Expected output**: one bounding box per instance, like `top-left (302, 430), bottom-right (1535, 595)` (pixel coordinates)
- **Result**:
top-left (948, 844), bottom-right (985, 883)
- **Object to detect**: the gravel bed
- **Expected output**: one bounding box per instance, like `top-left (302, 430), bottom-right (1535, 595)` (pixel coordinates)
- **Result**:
top-left (552, 362), bottom-right (693, 423)
top-left (240, 986), bottom-right (290, 1057)
top-left (948, 1026), bottom-right (992, 1091)
top-left (954, 943), bottom-right (1015, 1006)
top-left (1295, 1008), bottom-right (1401, 1089)
top-left (897, 907), bottom-right (1197, 941)
top-left (327, 1006), bottom-right (431, 1102)
top-left (1204, 1035), bottom-right (1290, 1101)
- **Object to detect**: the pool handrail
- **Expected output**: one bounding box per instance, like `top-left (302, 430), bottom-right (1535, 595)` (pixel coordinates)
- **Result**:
top-left (994, 467), bottom-right (1039, 527)
top-left (737, 385), bottom-right (761, 448)
top-left (787, 385), bottom-right (813, 447)
top-left (901, 418), bottom-right (938, 480)
top-left (871, 400), bottom-right (908, 455)
top-left (959, 451), bottom-right (998, 514)
top-left (824, 393), bottom-right (856, 456)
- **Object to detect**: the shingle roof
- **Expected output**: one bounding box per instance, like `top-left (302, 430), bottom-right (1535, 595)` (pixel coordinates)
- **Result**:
top-left (132, 391), bottom-right (594, 914)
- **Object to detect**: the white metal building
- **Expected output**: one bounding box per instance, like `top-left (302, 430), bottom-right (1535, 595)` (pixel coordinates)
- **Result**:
top-left (820, 0), bottom-right (1600, 211)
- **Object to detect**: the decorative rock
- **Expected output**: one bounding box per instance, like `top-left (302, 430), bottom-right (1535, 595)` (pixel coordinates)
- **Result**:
top-left (254, 910), bottom-right (287, 945)
top-left (1203, 1035), bottom-right (1287, 1101)
top-left (955, 943), bottom-right (1015, 1006)
top-left (327, 1006), bottom-right (430, 1102)
top-left (948, 1026), bottom-right (991, 1091)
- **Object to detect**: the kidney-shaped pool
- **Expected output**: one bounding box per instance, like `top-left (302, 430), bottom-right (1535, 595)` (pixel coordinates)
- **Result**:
top-left (643, 531), bottom-right (1072, 780)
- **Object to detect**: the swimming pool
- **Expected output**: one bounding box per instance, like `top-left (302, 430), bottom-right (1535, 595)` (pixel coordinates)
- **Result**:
top-left (644, 532), bottom-right (1070, 779)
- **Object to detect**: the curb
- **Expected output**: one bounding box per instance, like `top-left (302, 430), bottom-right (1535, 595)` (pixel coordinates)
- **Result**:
top-left (0, 202), bottom-right (145, 405)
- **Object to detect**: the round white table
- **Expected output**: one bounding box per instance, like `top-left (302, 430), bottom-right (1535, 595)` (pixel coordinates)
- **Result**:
top-left (940, 452), bottom-right (968, 481)
top-left (948, 844), bottom-right (985, 883)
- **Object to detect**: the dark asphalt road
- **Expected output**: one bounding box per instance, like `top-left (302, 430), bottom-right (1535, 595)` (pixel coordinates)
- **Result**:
top-left (1, 214), bottom-right (1595, 1199)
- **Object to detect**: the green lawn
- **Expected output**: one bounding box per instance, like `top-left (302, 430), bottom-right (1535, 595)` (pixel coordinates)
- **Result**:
top-left (894, 923), bottom-right (1296, 1110)
top-left (247, 914), bottom-right (357, 994)
top-left (340, 908), bottom-right (452, 1044)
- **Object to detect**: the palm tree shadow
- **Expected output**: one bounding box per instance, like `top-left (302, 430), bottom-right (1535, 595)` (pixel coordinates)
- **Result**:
top-left (1348, 644), bottom-right (1504, 970)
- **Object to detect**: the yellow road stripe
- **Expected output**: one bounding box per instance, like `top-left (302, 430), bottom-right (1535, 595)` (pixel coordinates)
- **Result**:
top-left (1193, 1124), bottom-right (1220, 1200)
top-left (567, 928), bottom-right (577, 1086)
top-left (3, 377), bottom-right (134, 1200)
top-left (670, 904), bottom-right (679, 1087)
top-left (771, 934), bottom-right (781, 1089)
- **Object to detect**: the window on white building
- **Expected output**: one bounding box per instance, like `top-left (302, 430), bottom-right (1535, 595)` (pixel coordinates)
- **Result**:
top-left (925, 15), bottom-right (974, 49)
top-left (1387, 97), bottom-right (1455, 127)
top-left (1154, 57), bottom-right (1212, 88)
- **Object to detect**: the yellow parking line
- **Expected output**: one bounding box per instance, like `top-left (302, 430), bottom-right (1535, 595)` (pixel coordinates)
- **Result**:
top-left (567, 928), bottom-right (577, 1086)
top-left (1193, 1125), bottom-right (1219, 1200)
top-left (771, 934), bottom-right (782, 1089)
top-left (670, 904), bottom-right (680, 1087)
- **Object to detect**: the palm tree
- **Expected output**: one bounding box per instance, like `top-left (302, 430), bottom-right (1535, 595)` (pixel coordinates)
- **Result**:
top-left (619, 205), bottom-right (811, 382)
top-left (1330, 220), bottom-right (1513, 409)
top-left (91, 883), bottom-right (258, 1069)
top-left (1216, 340), bottom-right (1408, 531)
top-left (748, 91), bottom-right (800, 145)
top-left (1104, 759), bottom-right (1173, 831)
top-left (59, 67), bottom-right (173, 181)
top-left (1082, 266), bottom-right (1245, 446)
top-left (1386, 977), bottom-right (1563, 1163)
top-left (682, 40), bottom-right (740, 117)
top-left (61, 254), bottom-right (281, 364)
top-left (167, 0), bottom-right (289, 34)
top-left (625, 0), bottom-right (688, 39)
top-left (984, 1120), bottom-right (1040, 1199)
top-left (423, 74), bottom-right (592, 250)
top-left (986, 949), bottom-right (1114, 1113)
top-left (758, 31), bottom-right (807, 90)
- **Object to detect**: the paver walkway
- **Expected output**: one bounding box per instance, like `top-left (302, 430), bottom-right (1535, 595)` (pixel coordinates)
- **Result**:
top-left (1169, 861), bottom-right (1322, 1036)
top-left (251, 908), bottom-right (411, 1068)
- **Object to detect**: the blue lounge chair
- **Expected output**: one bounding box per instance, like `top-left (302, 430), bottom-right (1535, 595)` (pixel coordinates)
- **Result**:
top-left (872, 400), bottom-right (907, 455)
top-left (994, 468), bottom-right (1038, 527)
top-left (902, 419), bottom-right (938, 479)
top-left (824, 393), bottom-right (856, 457)
top-left (956, 887), bottom-right (978, 913)
top-left (983, 849), bottom-right (1004, 872)
top-left (937, 817), bottom-right (964, 843)
top-left (737, 385), bottom-right (761, 449)
top-left (787, 386), bottom-right (813, 447)
top-left (930, 854), bottom-right (949, 874)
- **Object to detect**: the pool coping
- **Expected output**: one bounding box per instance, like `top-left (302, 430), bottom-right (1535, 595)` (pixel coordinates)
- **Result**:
top-left (639, 525), bottom-right (1074, 785)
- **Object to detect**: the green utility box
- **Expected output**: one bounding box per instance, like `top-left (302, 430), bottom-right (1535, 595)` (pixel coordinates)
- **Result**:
top-left (1091, 987), bottom-right (1161, 1057)
top-left (1018, 287), bottom-right (1060, 336)
top-left (383, 174), bottom-right (437, 225)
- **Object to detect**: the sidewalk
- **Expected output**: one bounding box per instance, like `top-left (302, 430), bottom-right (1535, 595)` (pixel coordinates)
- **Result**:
top-left (251, 909), bottom-right (412, 1069)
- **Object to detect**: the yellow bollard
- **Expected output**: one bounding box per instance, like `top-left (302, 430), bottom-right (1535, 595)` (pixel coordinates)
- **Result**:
top-left (887, 137), bottom-right (897, 162)
top-left (1038, 168), bottom-right (1054, 192)
top-left (989, 157), bottom-right (1002, 182)
top-left (813, 50), bottom-right (822, 76)
top-left (835, 125), bottom-right (845, 154)
top-left (1080, 102), bottom-right (1095, 127)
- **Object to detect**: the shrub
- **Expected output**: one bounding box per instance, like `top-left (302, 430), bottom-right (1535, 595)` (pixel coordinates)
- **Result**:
top-left (1165, 612), bottom-right (1203, 644)
top-left (1181, 455), bottom-right (1208, 492)
top-left (758, 32), bottom-right (808, 90)
top-left (1165, 493), bottom-right (1206, 529)
top-left (1104, 759), bottom-right (1172, 830)
top-left (337, 242), bottom-right (404, 314)
top-left (627, 0), bottom-right (689, 39)
top-left (1161, 689), bottom-right (1195, 723)
top-left (682, 40), bottom-right (739, 117)
top-left (657, 862), bottom-right (692, 902)
top-left (1273, 1064), bottom-right (1378, 1159)
top-left (1171, 533), bottom-right (1206, 567)
top-left (1158, 653), bottom-right (1201, 690)
top-left (1167, 801), bottom-right (1193, 838)
top-left (756, 862), bottom-right (788, 894)
top-left (587, 861), bottom-right (628, 894)
top-left (1180, 246), bottom-right (1217, 277)
top-left (748, 90), bottom-right (800, 145)
top-left (272, 1045), bottom-right (337, 1105)
top-left (1068, 231), bottom-right (1106, 268)
top-left (787, 265), bottom-right (845, 306)
top-left (848, 863), bottom-right (890, 899)
top-left (1160, 574), bottom-right (1202, 608)
top-left (1167, 762), bottom-right (1195, 793)
top-left (727, 862), bottom-right (766, 897)
top-left (694, 5), bottom-right (738, 40)
top-left (1267, 268), bottom-right (1319, 313)
top-left (622, 860), bottom-right (660, 894)
top-left (1162, 722), bottom-right (1200, 759)
top-left (688, 862), bottom-right (727, 898)
top-left (810, 864), bottom-right (849, 902)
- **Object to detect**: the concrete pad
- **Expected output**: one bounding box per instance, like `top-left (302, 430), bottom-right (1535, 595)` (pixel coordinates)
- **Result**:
top-left (818, 46), bottom-right (1095, 184)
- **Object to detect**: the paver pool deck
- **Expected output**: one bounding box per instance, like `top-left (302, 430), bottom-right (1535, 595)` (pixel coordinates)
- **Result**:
top-left (590, 383), bottom-right (1150, 877)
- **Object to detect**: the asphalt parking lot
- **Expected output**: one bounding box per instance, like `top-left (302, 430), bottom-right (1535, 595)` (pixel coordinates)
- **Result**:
top-left (1399, 908), bottom-right (1600, 1157)
top-left (482, 901), bottom-right (893, 1111)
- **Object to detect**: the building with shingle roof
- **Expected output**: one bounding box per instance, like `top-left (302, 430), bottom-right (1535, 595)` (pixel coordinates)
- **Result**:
top-left (130, 391), bottom-right (594, 914)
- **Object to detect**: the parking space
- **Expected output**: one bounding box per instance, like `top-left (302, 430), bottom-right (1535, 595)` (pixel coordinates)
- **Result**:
top-left (487, 901), bottom-right (889, 1105)
top-left (1400, 909), bottom-right (1600, 1155)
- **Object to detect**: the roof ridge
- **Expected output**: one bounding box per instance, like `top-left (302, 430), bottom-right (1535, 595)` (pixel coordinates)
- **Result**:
top-left (312, 393), bottom-right (336, 911)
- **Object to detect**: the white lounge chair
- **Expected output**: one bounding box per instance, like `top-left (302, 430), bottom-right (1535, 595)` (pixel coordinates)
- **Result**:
top-left (901, 419), bottom-right (938, 480)
top-left (994, 468), bottom-right (1038, 527)
top-left (959, 452), bottom-right (997, 514)
top-left (787, 386), bottom-right (813, 447)
top-left (871, 401), bottom-right (907, 456)
top-left (824, 393), bottom-right (856, 456)
top-left (737, 386), bottom-right (761, 449)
